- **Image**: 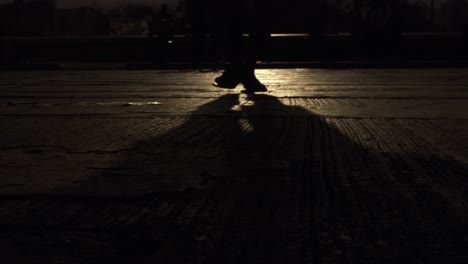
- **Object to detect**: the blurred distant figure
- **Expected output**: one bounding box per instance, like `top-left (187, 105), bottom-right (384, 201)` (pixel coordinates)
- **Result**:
top-left (211, 0), bottom-right (272, 92)
top-left (148, 4), bottom-right (174, 42)
top-left (350, 0), bottom-right (403, 58)
top-left (148, 4), bottom-right (174, 62)
top-left (307, 1), bottom-right (329, 39)
top-left (464, 23), bottom-right (468, 41)
top-left (186, 0), bottom-right (210, 67)
top-left (464, 24), bottom-right (468, 59)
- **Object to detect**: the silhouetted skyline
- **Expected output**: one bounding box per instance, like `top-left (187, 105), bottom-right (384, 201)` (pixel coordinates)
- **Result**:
top-left (0, 0), bottom-right (452, 9)
top-left (0, 0), bottom-right (177, 8)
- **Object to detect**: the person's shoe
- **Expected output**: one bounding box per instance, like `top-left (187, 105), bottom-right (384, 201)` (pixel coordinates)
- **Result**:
top-left (212, 70), bottom-right (241, 88)
top-left (241, 76), bottom-right (267, 92)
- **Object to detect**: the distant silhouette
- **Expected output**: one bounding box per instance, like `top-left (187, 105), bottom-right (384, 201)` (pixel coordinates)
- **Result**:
top-left (350, 0), bottom-right (404, 59)
top-left (148, 4), bottom-right (174, 62)
top-left (186, 0), bottom-right (211, 68)
top-left (464, 23), bottom-right (468, 41)
top-left (157, 4), bottom-right (174, 43)
top-left (0, 18), bottom-right (4, 64)
top-left (464, 24), bottom-right (468, 59)
top-left (364, 0), bottom-right (392, 57)
top-left (211, 0), bottom-right (271, 92)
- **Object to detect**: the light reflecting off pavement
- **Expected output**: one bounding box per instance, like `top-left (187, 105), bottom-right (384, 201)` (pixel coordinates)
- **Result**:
top-left (230, 105), bottom-right (242, 111)
top-left (123, 102), bottom-right (161, 106)
top-left (230, 94), bottom-right (255, 112)
top-left (77, 101), bottom-right (162, 107)
top-left (255, 69), bottom-right (290, 85)
top-left (226, 94), bottom-right (255, 132)
top-left (238, 93), bottom-right (255, 106)
top-left (239, 118), bottom-right (254, 133)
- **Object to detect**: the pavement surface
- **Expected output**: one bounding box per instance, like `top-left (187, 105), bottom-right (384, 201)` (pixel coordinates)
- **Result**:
top-left (0, 69), bottom-right (467, 263)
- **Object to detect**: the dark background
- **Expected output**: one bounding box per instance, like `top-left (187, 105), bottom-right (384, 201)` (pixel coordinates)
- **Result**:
top-left (1, 0), bottom-right (468, 64)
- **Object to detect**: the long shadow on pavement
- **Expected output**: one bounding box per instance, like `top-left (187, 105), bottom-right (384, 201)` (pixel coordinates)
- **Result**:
top-left (91, 93), bottom-right (467, 263)
top-left (5, 93), bottom-right (467, 264)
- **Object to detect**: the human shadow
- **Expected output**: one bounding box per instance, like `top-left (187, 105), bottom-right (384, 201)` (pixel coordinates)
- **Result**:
top-left (54, 94), bottom-right (468, 263)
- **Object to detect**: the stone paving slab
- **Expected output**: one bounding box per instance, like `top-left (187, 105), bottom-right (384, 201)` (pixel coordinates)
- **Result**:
top-left (0, 69), bottom-right (467, 263)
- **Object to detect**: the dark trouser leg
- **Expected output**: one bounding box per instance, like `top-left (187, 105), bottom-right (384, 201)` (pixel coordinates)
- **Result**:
top-left (213, 1), bottom-right (267, 91)
top-left (212, 13), bottom-right (244, 88)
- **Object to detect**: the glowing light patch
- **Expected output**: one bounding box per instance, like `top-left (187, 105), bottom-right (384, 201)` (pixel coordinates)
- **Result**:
top-left (238, 93), bottom-right (255, 107)
top-left (239, 118), bottom-right (254, 133)
top-left (124, 102), bottom-right (161, 106)
top-left (230, 105), bottom-right (242, 111)
top-left (76, 101), bottom-right (162, 107)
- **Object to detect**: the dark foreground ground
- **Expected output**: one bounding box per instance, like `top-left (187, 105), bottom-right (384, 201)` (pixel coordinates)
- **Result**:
top-left (0, 69), bottom-right (467, 263)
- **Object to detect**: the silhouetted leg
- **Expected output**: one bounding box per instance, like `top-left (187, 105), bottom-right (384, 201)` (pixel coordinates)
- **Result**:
top-left (213, 0), bottom-right (267, 91)
top-left (212, 4), bottom-right (244, 88)
top-left (239, 30), bottom-right (267, 92)
top-left (232, 2), bottom-right (270, 92)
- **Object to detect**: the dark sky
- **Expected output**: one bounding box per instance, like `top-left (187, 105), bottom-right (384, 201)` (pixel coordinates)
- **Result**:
top-left (0, 0), bottom-right (177, 8)
top-left (0, 0), bottom-right (443, 9)
top-left (60, 0), bottom-right (177, 8)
